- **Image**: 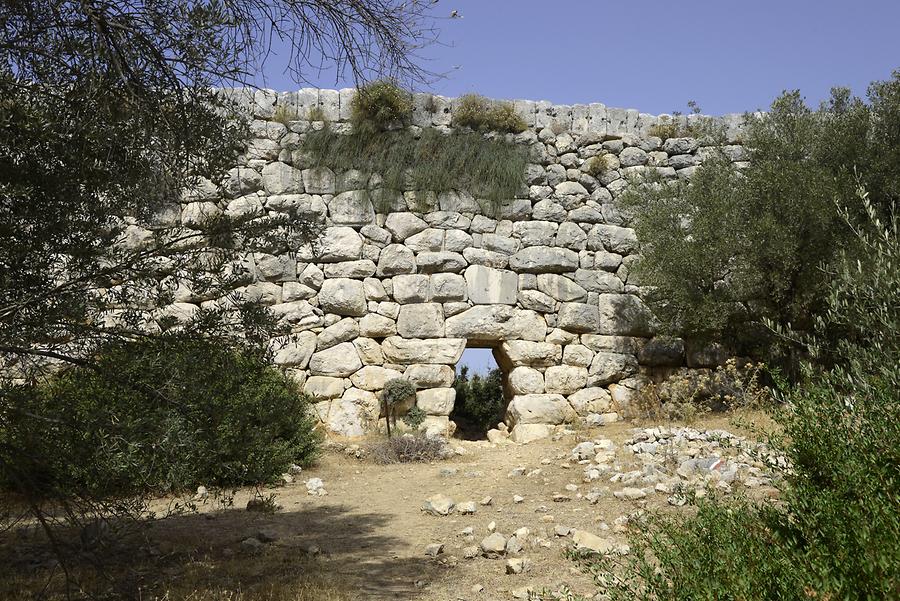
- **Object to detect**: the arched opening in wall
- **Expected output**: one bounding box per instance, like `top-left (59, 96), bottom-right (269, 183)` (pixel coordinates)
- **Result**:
top-left (450, 344), bottom-right (509, 440)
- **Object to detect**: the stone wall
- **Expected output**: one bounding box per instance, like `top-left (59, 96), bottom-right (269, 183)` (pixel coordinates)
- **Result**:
top-left (173, 88), bottom-right (751, 441)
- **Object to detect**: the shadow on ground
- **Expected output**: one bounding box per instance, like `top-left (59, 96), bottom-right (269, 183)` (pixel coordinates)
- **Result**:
top-left (1, 502), bottom-right (445, 600)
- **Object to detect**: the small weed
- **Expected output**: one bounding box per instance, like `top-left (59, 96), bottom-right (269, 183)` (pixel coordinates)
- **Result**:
top-left (271, 104), bottom-right (299, 126)
top-left (453, 94), bottom-right (527, 134)
top-left (585, 154), bottom-right (613, 176)
top-left (307, 105), bottom-right (326, 122)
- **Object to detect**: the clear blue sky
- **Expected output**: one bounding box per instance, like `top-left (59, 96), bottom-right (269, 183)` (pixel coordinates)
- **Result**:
top-left (255, 1), bottom-right (899, 373)
top-left (255, 0), bottom-right (900, 116)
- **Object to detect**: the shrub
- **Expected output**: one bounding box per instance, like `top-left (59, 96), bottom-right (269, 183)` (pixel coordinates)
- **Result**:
top-left (303, 124), bottom-right (527, 211)
top-left (585, 153), bottom-right (613, 176)
top-left (350, 79), bottom-right (413, 129)
top-left (0, 336), bottom-right (321, 501)
top-left (368, 435), bottom-right (449, 464)
top-left (578, 190), bottom-right (900, 601)
top-left (271, 104), bottom-right (300, 125)
top-left (450, 365), bottom-right (506, 438)
top-left (452, 94), bottom-right (527, 134)
top-left (401, 405), bottom-right (426, 430)
top-left (380, 378), bottom-right (415, 437)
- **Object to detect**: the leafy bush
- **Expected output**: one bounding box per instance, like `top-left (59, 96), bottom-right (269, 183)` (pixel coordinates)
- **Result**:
top-left (452, 94), bottom-right (527, 134)
top-left (621, 73), bottom-right (900, 370)
top-left (380, 377), bottom-right (415, 437)
top-left (368, 435), bottom-right (448, 464)
top-left (579, 190), bottom-right (900, 600)
top-left (350, 79), bottom-right (413, 129)
top-left (0, 336), bottom-right (320, 501)
top-left (303, 124), bottom-right (527, 210)
top-left (450, 365), bottom-right (506, 438)
top-left (401, 405), bottom-right (426, 429)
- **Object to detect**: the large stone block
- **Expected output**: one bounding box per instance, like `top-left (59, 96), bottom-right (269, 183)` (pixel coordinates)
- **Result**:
top-left (567, 387), bottom-right (612, 416)
top-left (465, 265), bottom-right (518, 305)
top-left (359, 313), bottom-right (397, 337)
top-left (508, 366), bottom-right (545, 395)
top-left (350, 365), bottom-right (403, 391)
top-left (588, 352), bottom-right (638, 386)
top-left (574, 268), bottom-right (624, 293)
top-left (316, 317), bottom-right (359, 350)
top-left (509, 423), bottom-right (553, 443)
top-left (377, 244), bottom-right (416, 276)
top-left (404, 364), bottom-right (455, 388)
top-left (308, 342), bottom-right (362, 377)
top-left (507, 394), bottom-right (576, 425)
top-left (272, 331), bottom-right (317, 368)
top-left (430, 273), bottom-right (467, 302)
top-left (558, 302), bottom-right (600, 333)
top-left (544, 365), bottom-right (588, 395)
top-left (384, 212), bottom-right (428, 241)
top-left (597, 294), bottom-right (656, 337)
top-left (317, 226), bottom-right (363, 262)
top-left (509, 247), bottom-right (579, 273)
top-left (445, 305), bottom-right (546, 342)
top-left (381, 337), bottom-right (466, 365)
top-left (304, 375), bottom-right (346, 399)
top-left (501, 341), bottom-right (562, 367)
top-left (318, 278), bottom-right (366, 316)
top-left (329, 190), bottom-right (375, 226)
top-left (392, 274), bottom-right (430, 303)
top-left (537, 274), bottom-right (587, 302)
top-left (416, 387), bottom-right (456, 416)
top-left (261, 161), bottom-right (304, 195)
top-left (397, 303), bottom-right (445, 338)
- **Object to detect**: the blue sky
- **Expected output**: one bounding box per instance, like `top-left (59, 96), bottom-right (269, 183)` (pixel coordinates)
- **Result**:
top-left (255, 1), bottom-right (899, 373)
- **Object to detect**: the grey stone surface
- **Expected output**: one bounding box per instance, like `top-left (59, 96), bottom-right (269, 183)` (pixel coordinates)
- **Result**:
top-left (465, 265), bottom-right (518, 305)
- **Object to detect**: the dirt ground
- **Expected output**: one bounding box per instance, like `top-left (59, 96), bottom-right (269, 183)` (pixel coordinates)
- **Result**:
top-left (1, 412), bottom-right (772, 601)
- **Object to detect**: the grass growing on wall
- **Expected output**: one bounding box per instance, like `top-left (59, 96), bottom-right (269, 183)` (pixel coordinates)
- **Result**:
top-left (303, 123), bottom-right (528, 213)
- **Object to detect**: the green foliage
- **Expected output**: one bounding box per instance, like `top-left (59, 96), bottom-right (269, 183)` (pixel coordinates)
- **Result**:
top-left (350, 79), bottom-right (413, 129)
top-left (0, 336), bottom-right (320, 500)
top-left (584, 153), bottom-right (613, 176)
top-left (452, 94), bottom-right (528, 134)
top-left (401, 405), bottom-right (426, 429)
top-left (382, 378), bottom-right (415, 408)
top-left (451, 365), bottom-right (506, 437)
top-left (579, 190), bottom-right (900, 601)
top-left (303, 124), bottom-right (527, 211)
top-left (622, 72), bottom-right (900, 366)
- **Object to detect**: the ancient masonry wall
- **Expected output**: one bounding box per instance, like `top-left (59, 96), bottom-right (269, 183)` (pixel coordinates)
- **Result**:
top-left (173, 88), bottom-right (751, 442)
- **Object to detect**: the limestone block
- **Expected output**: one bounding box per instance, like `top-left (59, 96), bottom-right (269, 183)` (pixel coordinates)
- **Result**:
top-left (545, 328), bottom-right (579, 345)
top-left (588, 225), bottom-right (639, 255)
top-left (416, 387), bottom-right (456, 416)
top-left (497, 199), bottom-right (532, 221)
top-left (269, 301), bottom-right (323, 329)
top-left (422, 415), bottom-right (456, 438)
top-left (404, 364), bottom-right (455, 389)
top-left (518, 289), bottom-right (556, 312)
top-left (392, 274), bottom-right (430, 303)
top-left (350, 365), bottom-right (403, 391)
top-left (509, 247), bottom-right (579, 274)
top-left (465, 265), bottom-right (518, 305)
top-left (662, 137), bottom-right (700, 155)
top-left (425, 211), bottom-right (471, 230)
top-left (558, 302), bottom-right (600, 333)
top-left (556, 222), bottom-right (587, 250)
top-left (329, 190), bottom-right (374, 226)
top-left (510, 423), bottom-right (553, 443)
top-left (581, 334), bottom-right (646, 354)
top-left (272, 331), bottom-right (317, 368)
top-left (318, 278), bottom-right (366, 316)
top-left (381, 337), bottom-right (466, 365)
top-left (181, 202), bottom-right (222, 229)
top-left (308, 341), bottom-right (362, 377)
top-left (317, 226), bottom-right (363, 262)
top-left (304, 376), bottom-right (346, 400)
top-left (462, 248), bottom-right (509, 269)
top-left (363, 277), bottom-right (387, 301)
top-left (482, 233), bottom-right (520, 255)
top-left (597, 294), bottom-right (656, 337)
top-left (471, 215), bottom-right (497, 233)
top-left (377, 244), bottom-right (416, 276)
top-left (638, 337), bottom-right (685, 366)
top-left (323, 260), bottom-right (376, 279)
top-left (537, 274), bottom-right (587, 302)
top-left (320, 399), bottom-right (365, 437)
top-left (574, 268), bottom-right (624, 293)
top-left (317, 317), bottom-right (359, 350)
top-left (359, 313), bottom-right (397, 337)
top-left (417, 251), bottom-right (467, 274)
top-left (438, 190), bottom-right (480, 213)
top-left (507, 394), bottom-right (576, 425)
top-left (532, 199), bottom-right (567, 222)
top-left (430, 273), bottom-right (467, 302)
top-left (397, 303), bottom-right (445, 338)
top-left (266, 194), bottom-right (327, 221)
top-left (342, 387), bottom-right (379, 421)
top-left (353, 337), bottom-right (384, 365)
top-left (508, 366), bottom-right (545, 395)
top-left (554, 181), bottom-right (589, 197)
top-left (405, 228), bottom-right (444, 252)
top-left (223, 167), bottom-right (262, 198)
top-left (544, 365), bottom-right (588, 395)
top-left (301, 167), bottom-right (335, 194)
top-left (513, 221), bottom-right (558, 247)
top-left (242, 282), bottom-right (282, 305)
top-left (444, 229), bottom-right (474, 252)
top-left (567, 387), bottom-right (612, 416)
top-left (226, 195), bottom-right (264, 219)
top-left (445, 305), bottom-right (546, 342)
top-left (588, 352), bottom-right (638, 386)
top-left (501, 341), bottom-right (562, 367)
top-left (383, 212), bottom-right (428, 240)
top-left (261, 162), bottom-right (304, 195)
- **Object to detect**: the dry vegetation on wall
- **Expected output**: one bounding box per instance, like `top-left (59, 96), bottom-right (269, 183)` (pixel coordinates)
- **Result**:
top-left (451, 94), bottom-right (528, 134)
top-left (301, 80), bottom-right (528, 214)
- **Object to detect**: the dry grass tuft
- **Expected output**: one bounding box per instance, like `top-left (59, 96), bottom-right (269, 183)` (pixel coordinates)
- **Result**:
top-left (368, 435), bottom-right (449, 464)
